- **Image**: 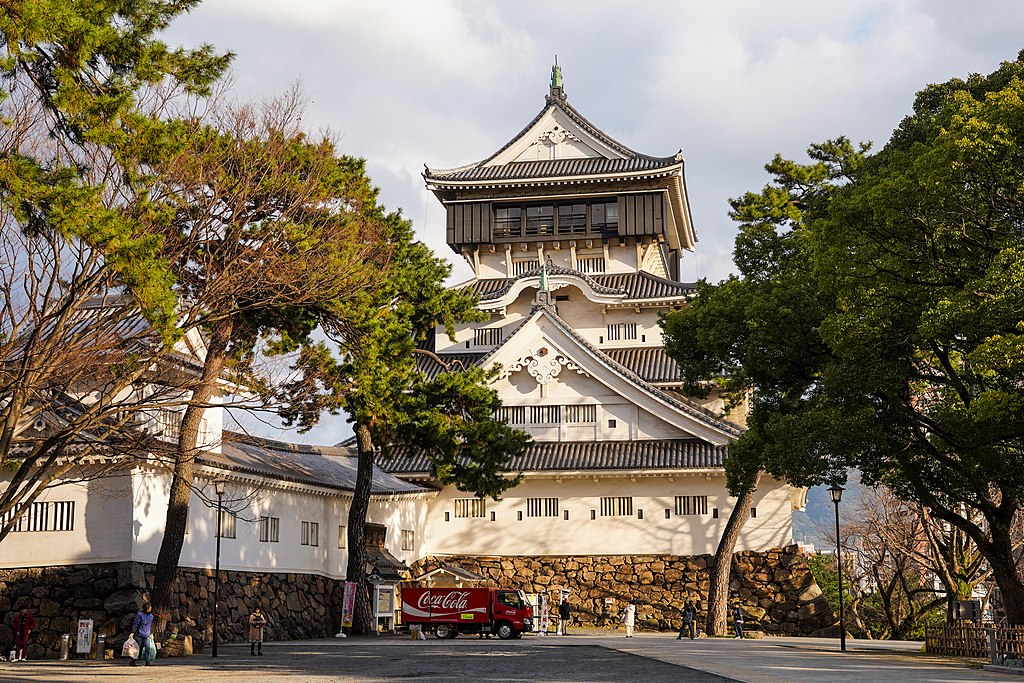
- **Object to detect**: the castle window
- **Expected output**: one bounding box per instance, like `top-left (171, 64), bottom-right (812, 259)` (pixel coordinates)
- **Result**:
top-left (530, 405), bottom-right (561, 424)
top-left (564, 405), bottom-right (596, 424)
top-left (258, 516), bottom-right (280, 542)
top-left (674, 496), bottom-right (709, 516)
top-left (217, 510), bottom-right (237, 539)
top-left (590, 201), bottom-right (619, 234)
top-left (606, 323), bottom-right (638, 341)
top-left (4, 500), bottom-right (76, 532)
top-left (600, 496), bottom-right (633, 517)
top-left (576, 256), bottom-right (606, 274)
top-left (495, 406), bottom-right (525, 424)
top-left (301, 521), bottom-right (319, 546)
top-left (401, 529), bottom-right (415, 551)
top-left (557, 203), bottom-right (587, 235)
top-left (473, 327), bottom-right (503, 346)
top-left (494, 206), bottom-right (522, 238)
top-left (527, 497), bottom-right (559, 517)
top-left (525, 205), bottom-right (554, 236)
top-left (454, 498), bottom-right (487, 518)
top-left (510, 259), bottom-right (540, 276)
top-left (338, 525), bottom-right (347, 548)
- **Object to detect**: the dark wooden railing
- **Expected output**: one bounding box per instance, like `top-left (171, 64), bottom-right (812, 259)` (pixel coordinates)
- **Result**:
top-left (925, 624), bottom-right (1024, 662)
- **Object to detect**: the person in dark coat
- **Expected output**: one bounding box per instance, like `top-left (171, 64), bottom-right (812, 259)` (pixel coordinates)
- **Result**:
top-left (732, 605), bottom-right (745, 639)
top-left (11, 608), bottom-right (35, 661)
top-left (557, 599), bottom-right (571, 635)
top-left (130, 603), bottom-right (156, 666)
top-left (677, 601), bottom-right (696, 640)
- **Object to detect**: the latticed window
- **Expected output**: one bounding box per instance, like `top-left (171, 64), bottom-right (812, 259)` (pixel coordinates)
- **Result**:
top-left (606, 323), bottom-right (638, 341)
top-left (510, 259), bottom-right (540, 276)
top-left (557, 204), bottom-right (587, 235)
top-left (494, 206), bottom-right (522, 238)
top-left (217, 510), bottom-right (237, 539)
top-left (525, 206), bottom-right (554, 236)
top-left (590, 201), bottom-right (619, 232)
top-left (338, 525), bottom-right (346, 548)
top-left (473, 327), bottom-right (503, 346)
top-left (402, 529), bottom-right (415, 551)
top-left (454, 498), bottom-right (487, 518)
top-left (600, 496), bottom-right (633, 517)
top-left (301, 521), bottom-right (319, 546)
top-left (674, 496), bottom-right (709, 516)
top-left (564, 405), bottom-right (596, 424)
top-left (576, 256), bottom-right (606, 274)
top-left (526, 497), bottom-right (559, 517)
top-left (259, 516), bottom-right (279, 542)
top-left (4, 501), bottom-right (75, 532)
top-left (495, 406), bottom-right (526, 424)
top-left (155, 409), bottom-right (181, 440)
top-left (530, 405), bottom-right (561, 424)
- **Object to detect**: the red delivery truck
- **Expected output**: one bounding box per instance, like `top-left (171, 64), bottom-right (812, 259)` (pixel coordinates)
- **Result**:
top-left (401, 587), bottom-right (534, 639)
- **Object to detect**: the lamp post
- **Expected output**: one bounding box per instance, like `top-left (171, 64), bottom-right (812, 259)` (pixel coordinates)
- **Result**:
top-left (828, 483), bottom-right (846, 653)
top-left (212, 479), bottom-right (226, 658)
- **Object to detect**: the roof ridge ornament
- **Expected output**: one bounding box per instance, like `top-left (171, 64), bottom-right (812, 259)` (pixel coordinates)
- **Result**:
top-left (549, 56), bottom-right (566, 102)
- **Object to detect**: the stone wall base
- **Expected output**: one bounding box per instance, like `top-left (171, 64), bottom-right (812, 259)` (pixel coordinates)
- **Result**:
top-left (411, 545), bottom-right (835, 635)
top-left (0, 564), bottom-right (343, 658)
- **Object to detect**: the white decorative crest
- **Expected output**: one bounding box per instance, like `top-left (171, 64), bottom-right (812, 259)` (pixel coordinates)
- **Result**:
top-left (538, 126), bottom-right (581, 145)
top-left (500, 346), bottom-right (589, 384)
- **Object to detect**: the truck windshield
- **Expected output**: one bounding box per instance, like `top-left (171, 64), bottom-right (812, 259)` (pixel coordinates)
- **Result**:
top-left (497, 591), bottom-right (523, 608)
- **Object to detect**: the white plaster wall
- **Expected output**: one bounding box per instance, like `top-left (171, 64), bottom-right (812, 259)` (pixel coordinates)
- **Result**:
top-left (0, 471), bottom-right (133, 568)
top-left (420, 474), bottom-right (794, 559)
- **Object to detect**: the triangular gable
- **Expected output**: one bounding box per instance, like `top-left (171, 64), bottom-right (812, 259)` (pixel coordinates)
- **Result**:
top-left (481, 306), bottom-right (741, 446)
top-left (487, 103), bottom-right (626, 166)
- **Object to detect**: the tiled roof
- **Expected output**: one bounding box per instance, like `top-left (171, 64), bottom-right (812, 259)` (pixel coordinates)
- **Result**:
top-left (204, 432), bottom-right (428, 496)
top-left (380, 439), bottom-right (725, 475)
top-left (461, 269), bottom-right (694, 302)
top-left (425, 94), bottom-right (681, 184)
top-left (414, 352), bottom-right (488, 380)
top-left (604, 347), bottom-right (681, 383)
top-left (427, 157), bottom-right (680, 183)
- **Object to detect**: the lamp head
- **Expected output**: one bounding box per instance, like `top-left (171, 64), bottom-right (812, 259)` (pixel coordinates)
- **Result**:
top-left (828, 484), bottom-right (845, 504)
top-left (214, 479), bottom-right (226, 497)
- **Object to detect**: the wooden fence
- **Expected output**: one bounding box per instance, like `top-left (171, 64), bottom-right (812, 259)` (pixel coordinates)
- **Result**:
top-left (925, 624), bottom-right (1024, 662)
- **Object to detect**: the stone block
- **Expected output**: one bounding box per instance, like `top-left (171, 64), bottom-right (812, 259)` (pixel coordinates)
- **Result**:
top-left (116, 562), bottom-right (147, 590)
top-left (103, 589), bottom-right (143, 615)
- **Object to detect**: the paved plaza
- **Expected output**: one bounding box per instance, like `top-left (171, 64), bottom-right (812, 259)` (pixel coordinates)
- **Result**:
top-left (1, 632), bottom-right (1018, 683)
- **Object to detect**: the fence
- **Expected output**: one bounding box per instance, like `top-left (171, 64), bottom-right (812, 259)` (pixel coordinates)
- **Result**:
top-left (925, 624), bottom-right (1024, 663)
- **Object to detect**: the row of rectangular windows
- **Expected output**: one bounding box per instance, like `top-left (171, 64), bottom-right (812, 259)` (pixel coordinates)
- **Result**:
top-left (508, 256), bottom-right (606, 277)
top-left (447, 496), bottom-right (753, 521)
top-left (253, 517), bottom-right (416, 552)
top-left (472, 323), bottom-right (640, 349)
top-left (495, 405), bottom-right (598, 426)
top-left (493, 201), bottom-right (619, 240)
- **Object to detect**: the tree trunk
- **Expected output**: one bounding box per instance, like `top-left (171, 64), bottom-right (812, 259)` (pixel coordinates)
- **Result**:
top-left (344, 421), bottom-right (375, 636)
top-left (705, 471), bottom-right (761, 636)
top-left (987, 509), bottom-right (1024, 626)
top-left (151, 320), bottom-right (233, 636)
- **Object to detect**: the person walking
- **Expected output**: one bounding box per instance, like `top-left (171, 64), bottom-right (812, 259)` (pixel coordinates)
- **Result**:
top-left (732, 605), bottom-right (745, 639)
top-left (11, 607), bottom-right (35, 661)
top-left (619, 602), bottom-right (636, 638)
top-left (130, 603), bottom-right (156, 666)
top-left (249, 607), bottom-right (267, 656)
top-left (557, 599), bottom-right (571, 635)
top-left (677, 601), bottom-right (696, 640)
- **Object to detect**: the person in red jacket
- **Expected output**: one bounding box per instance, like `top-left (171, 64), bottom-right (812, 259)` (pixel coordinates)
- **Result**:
top-left (12, 608), bottom-right (35, 662)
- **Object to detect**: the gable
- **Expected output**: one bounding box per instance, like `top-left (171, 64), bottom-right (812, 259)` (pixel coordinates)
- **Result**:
top-left (487, 105), bottom-right (625, 166)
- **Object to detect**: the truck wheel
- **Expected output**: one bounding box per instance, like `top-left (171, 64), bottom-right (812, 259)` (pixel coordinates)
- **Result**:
top-left (435, 624), bottom-right (453, 639)
top-left (496, 622), bottom-right (515, 640)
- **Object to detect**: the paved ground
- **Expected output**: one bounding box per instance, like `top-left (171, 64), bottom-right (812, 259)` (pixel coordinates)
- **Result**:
top-left (0, 632), bottom-right (1017, 683)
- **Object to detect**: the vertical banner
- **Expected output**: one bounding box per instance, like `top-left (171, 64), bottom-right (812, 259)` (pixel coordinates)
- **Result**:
top-left (76, 619), bottom-right (94, 654)
top-left (341, 581), bottom-right (357, 628)
top-left (538, 593), bottom-right (549, 636)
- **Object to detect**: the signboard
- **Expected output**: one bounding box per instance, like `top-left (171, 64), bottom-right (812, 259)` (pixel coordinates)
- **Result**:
top-left (341, 581), bottom-right (357, 628)
top-left (538, 593), bottom-right (549, 635)
top-left (400, 587), bottom-right (490, 624)
top-left (76, 619), bottom-right (94, 654)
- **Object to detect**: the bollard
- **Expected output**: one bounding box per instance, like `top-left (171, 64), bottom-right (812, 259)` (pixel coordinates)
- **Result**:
top-left (60, 633), bottom-right (71, 660)
top-left (96, 634), bottom-right (107, 660)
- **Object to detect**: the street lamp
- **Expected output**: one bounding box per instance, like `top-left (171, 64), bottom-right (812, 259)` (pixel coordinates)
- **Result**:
top-left (212, 479), bottom-right (226, 658)
top-left (828, 483), bottom-right (846, 653)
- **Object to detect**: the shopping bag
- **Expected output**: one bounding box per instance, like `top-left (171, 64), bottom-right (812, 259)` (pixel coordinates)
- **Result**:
top-left (122, 637), bottom-right (139, 660)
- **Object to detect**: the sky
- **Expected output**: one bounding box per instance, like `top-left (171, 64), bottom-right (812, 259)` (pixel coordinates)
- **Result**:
top-left (161, 0), bottom-right (1024, 445)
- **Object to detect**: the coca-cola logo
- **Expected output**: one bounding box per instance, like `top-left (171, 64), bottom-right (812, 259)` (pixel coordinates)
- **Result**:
top-left (416, 591), bottom-right (470, 611)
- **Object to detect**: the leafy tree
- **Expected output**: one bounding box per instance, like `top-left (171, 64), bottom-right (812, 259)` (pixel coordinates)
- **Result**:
top-left (279, 218), bottom-right (529, 636)
top-left (661, 140), bottom-right (861, 635)
top-left (141, 92), bottom-right (389, 632)
top-left (667, 52), bottom-right (1024, 626)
